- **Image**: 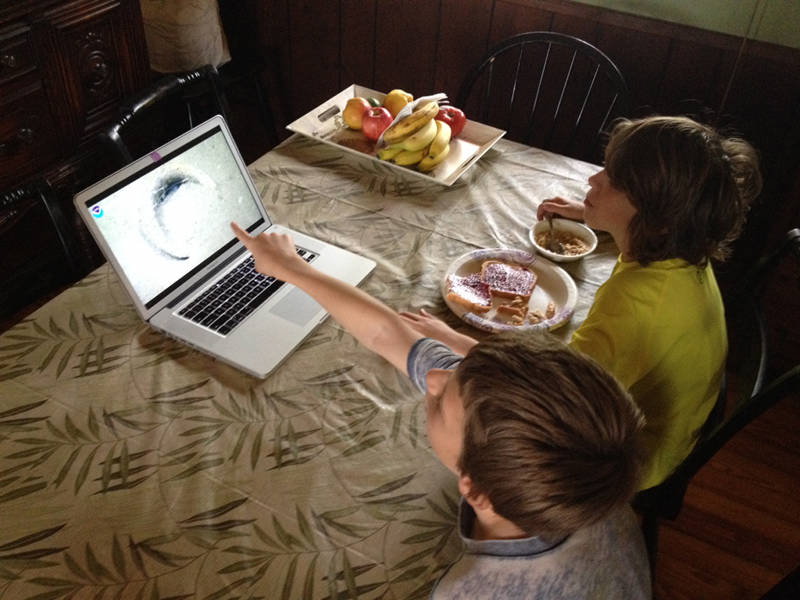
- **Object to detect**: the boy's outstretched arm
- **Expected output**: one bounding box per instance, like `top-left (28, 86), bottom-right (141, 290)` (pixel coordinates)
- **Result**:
top-left (231, 222), bottom-right (423, 374)
top-left (399, 309), bottom-right (478, 355)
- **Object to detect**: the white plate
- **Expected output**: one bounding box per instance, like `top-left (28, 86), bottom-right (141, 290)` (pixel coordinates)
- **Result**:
top-left (440, 248), bottom-right (578, 332)
top-left (286, 84), bottom-right (506, 186)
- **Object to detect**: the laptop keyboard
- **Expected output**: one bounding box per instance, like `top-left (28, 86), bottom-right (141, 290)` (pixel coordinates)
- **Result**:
top-left (178, 248), bottom-right (317, 336)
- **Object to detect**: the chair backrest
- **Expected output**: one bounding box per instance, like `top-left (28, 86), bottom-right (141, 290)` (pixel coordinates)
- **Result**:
top-left (456, 31), bottom-right (631, 164)
top-left (633, 228), bottom-right (800, 552)
top-left (1, 182), bottom-right (82, 328)
top-left (98, 64), bottom-right (229, 168)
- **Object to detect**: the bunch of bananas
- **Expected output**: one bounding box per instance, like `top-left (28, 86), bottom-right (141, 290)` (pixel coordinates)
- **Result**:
top-left (377, 101), bottom-right (452, 173)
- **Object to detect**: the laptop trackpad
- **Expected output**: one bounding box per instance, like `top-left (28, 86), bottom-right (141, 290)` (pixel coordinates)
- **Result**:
top-left (269, 287), bottom-right (323, 326)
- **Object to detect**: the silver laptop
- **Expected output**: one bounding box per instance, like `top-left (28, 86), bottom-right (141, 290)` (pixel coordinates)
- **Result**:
top-left (74, 115), bottom-right (375, 378)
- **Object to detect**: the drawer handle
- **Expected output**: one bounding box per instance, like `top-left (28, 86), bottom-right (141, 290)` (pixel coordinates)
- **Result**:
top-left (17, 127), bottom-right (33, 143)
top-left (0, 128), bottom-right (35, 155)
top-left (1, 54), bottom-right (17, 68)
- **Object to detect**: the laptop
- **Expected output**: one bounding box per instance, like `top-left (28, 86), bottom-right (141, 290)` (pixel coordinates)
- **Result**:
top-left (74, 115), bottom-right (376, 378)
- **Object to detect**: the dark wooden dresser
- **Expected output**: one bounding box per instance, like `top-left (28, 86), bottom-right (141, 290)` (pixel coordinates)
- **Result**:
top-left (1, 0), bottom-right (150, 269)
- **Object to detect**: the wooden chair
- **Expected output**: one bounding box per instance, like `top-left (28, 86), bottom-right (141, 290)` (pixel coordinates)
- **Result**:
top-left (633, 228), bottom-right (800, 572)
top-left (98, 64), bottom-right (229, 167)
top-left (456, 31), bottom-right (631, 164)
top-left (0, 182), bottom-right (82, 329)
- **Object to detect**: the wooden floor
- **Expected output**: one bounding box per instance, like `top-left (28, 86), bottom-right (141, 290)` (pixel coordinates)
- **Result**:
top-left (653, 390), bottom-right (800, 599)
top-left (652, 261), bottom-right (800, 599)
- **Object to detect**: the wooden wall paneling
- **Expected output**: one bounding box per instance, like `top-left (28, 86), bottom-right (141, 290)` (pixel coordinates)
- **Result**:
top-left (434, 0), bottom-right (493, 100)
top-left (548, 8), bottom-right (599, 42)
top-left (247, 0), bottom-right (292, 136)
top-left (489, 0), bottom-right (552, 45)
top-left (250, 0), bottom-right (290, 49)
top-left (593, 24), bottom-right (671, 118)
top-left (340, 0), bottom-right (377, 90)
top-left (655, 38), bottom-right (733, 119)
top-left (721, 45), bottom-right (800, 271)
top-left (723, 47), bottom-right (800, 164)
top-left (287, 0), bottom-right (341, 117)
top-left (373, 0), bottom-right (440, 97)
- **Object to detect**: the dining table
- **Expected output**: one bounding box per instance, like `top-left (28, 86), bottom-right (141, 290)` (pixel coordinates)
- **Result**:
top-left (0, 132), bottom-right (617, 599)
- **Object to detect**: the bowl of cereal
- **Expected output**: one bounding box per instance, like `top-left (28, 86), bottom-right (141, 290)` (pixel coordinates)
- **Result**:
top-left (529, 218), bottom-right (598, 263)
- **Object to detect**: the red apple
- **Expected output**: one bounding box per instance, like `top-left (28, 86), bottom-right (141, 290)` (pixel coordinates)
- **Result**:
top-left (362, 107), bottom-right (393, 141)
top-left (435, 106), bottom-right (467, 137)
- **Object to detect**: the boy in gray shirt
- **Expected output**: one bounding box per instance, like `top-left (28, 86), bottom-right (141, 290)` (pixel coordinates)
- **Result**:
top-left (232, 223), bottom-right (651, 599)
top-left (407, 337), bottom-right (650, 598)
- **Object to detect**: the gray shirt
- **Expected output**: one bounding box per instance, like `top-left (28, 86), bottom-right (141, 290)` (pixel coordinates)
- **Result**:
top-left (406, 338), bottom-right (652, 599)
top-left (407, 338), bottom-right (463, 392)
top-left (433, 500), bottom-right (651, 599)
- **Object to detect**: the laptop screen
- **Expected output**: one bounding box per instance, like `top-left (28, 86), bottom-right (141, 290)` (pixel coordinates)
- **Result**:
top-left (84, 126), bottom-right (264, 308)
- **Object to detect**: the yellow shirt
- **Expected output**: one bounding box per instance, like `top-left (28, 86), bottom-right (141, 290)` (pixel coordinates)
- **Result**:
top-left (570, 257), bottom-right (726, 490)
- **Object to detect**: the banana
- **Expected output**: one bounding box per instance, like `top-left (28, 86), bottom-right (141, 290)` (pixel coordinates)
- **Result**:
top-left (417, 120), bottom-right (452, 172)
top-left (382, 100), bottom-right (440, 145)
top-left (393, 147), bottom-right (427, 166)
top-left (425, 120), bottom-right (451, 160)
top-left (400, 117), bottom-right (438, 151)
top-left (378, 145), bottom-right (405, 161)
top-left (418, 142), bottom-right (450, 172)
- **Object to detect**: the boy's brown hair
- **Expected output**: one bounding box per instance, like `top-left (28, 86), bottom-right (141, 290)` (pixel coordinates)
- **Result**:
top-left (604, 116), bottom-right (762, 266)
top-left (455, 330), bottom-right (644, 538)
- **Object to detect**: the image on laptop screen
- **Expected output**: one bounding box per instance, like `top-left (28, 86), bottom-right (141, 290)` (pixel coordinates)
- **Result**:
top-left (85, 127), bottom-right (263, 307)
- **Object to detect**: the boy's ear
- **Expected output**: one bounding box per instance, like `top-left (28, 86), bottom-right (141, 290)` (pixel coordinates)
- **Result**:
top-left (425, 368), bottom-right (450, 396)
top-left (458, 474), bottom-right (492, 511)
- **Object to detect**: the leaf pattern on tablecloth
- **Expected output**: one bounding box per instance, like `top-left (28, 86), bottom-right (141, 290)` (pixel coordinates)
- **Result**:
top-left (0, 136), bottom-right (611, 599)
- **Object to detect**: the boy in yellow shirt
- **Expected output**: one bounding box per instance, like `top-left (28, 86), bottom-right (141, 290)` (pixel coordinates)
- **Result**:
top-left (402, 116), bottom-right (762, 489)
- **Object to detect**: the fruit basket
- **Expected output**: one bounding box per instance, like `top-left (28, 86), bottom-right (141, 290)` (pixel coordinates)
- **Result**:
top-left (286, 84), bottom-right (506, 186)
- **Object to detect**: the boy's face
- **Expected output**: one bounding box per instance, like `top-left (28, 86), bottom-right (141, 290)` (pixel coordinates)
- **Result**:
top-left (584, 169), bottom-right (637, 243)
top-left (424, 368), bottom-right (465, 475)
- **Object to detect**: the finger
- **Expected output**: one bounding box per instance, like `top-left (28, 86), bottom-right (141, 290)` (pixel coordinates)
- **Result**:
top-left (399, 312), bottom-right (421, 321)
top-left (231, 222), bottom-right (253, 246)
top-left (419, 308), bottom-right (433, 317)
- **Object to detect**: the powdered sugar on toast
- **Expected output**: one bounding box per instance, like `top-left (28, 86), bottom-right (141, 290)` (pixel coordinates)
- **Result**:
top-left (480, 260), bottom-right (537, 300)
top-left (446, 273), bottom-right (492, 313)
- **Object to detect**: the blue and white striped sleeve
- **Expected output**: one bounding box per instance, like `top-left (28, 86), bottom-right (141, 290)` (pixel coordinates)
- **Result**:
top-left (406, 338), bottom-right (464, 393)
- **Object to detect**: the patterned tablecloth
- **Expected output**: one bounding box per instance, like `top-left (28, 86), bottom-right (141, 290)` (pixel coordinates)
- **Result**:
top-left (0, 135), bottom-right (616, 599)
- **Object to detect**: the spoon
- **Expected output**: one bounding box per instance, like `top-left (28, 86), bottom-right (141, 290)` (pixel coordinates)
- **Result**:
top-left (546, 215), bottom-right (564, 254)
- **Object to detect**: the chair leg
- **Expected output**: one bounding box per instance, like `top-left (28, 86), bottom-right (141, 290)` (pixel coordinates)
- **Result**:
top-left (640, 513), bottom-right (660, 578)
top-left (760, 565), bottom-right (800, 599)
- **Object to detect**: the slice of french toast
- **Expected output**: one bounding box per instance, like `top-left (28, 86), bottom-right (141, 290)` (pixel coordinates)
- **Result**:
top-left (446, 272), bottom-right (492, 313)
top-left (480, 260), bottom-right (537, 301)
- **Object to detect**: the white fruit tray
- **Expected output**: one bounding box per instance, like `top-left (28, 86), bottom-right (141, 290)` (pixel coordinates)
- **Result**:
top-left (286, 84), bottom-right (506, 186)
